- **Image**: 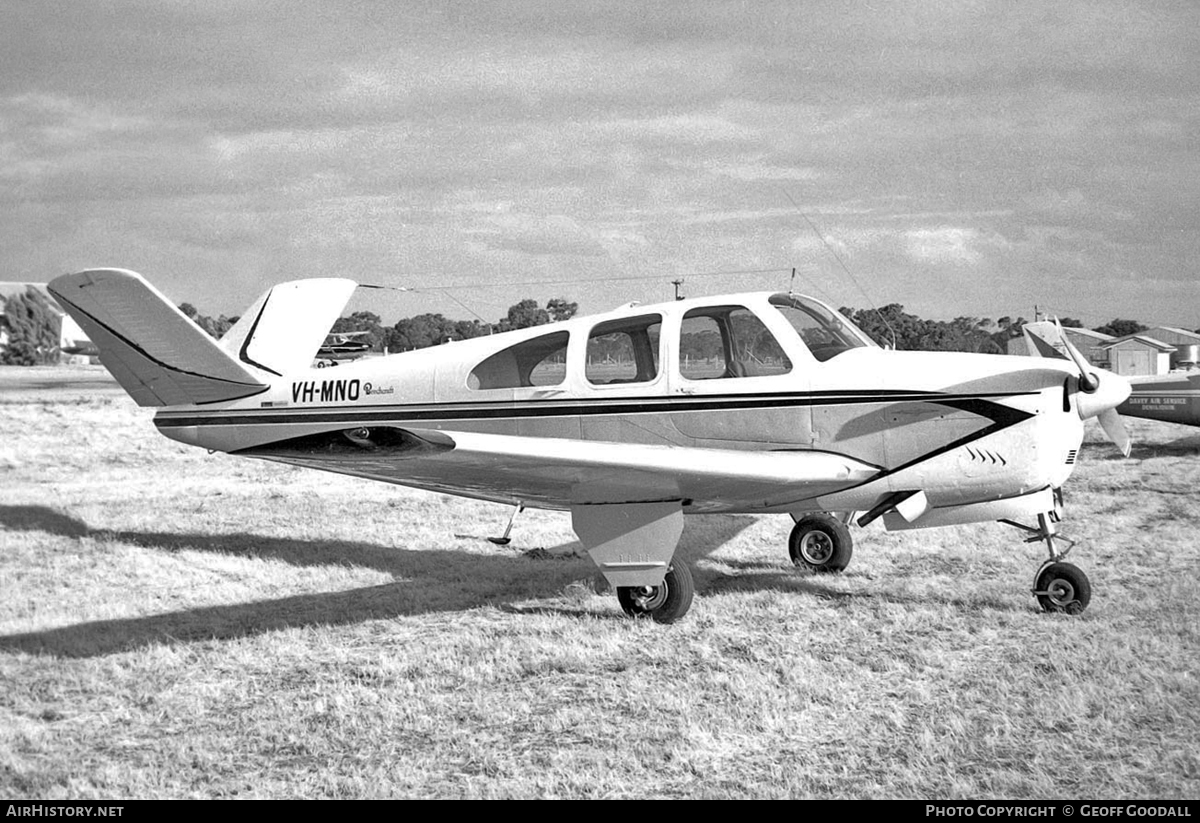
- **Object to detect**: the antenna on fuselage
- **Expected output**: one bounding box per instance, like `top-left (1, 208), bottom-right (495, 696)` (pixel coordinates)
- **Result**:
top-left (671, 278), bottom-right (686, 301)
top-left (781, 188), bottom-right (897, 350)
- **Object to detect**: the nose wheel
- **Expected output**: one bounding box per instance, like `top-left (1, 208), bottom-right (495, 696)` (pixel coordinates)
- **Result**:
top-left (1002, 507), bottom-right (1092, 615)
top-left (1033, 561), bottom-right (1092, 615)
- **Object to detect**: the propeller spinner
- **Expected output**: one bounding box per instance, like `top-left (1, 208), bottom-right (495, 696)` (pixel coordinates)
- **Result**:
top-left (1056, 319), bottom-right (1133, 457)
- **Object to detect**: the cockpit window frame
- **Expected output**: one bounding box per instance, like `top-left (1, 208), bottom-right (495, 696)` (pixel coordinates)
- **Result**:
top-left (677, 303), bottom-right (794, 382)
top-left (768, 293), bottom-right (875, 362)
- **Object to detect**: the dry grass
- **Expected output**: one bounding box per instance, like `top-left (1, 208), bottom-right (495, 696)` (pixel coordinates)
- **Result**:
top-left (1, 365), bottom-right (1198, 799)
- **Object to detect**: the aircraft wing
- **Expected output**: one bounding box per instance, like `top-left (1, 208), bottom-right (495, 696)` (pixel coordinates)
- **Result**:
top-left (236, 426), bottom-right (881, 511)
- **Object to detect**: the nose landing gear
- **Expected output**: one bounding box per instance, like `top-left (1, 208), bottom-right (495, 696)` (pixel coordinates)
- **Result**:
top-left (1001, 502), bottom-right (1092, 615)
top-left (1033, 560), bottom-right (1091, 615)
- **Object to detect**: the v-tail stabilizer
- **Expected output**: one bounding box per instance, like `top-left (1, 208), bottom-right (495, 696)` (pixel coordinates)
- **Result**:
top-left (48, 269), bottom-right (268, 407)
top-left (49, 269), bottom-right (358, 407)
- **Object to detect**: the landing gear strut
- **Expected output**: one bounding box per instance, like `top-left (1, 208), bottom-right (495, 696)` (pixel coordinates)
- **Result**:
top-left (488, 502), bottom-right (524, 546)
top-left (1002, 500), bottom-right (1092, 615)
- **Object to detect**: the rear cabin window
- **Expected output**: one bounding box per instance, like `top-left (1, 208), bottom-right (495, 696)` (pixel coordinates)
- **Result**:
top-left (679, 306), bottom-right (791, 380)
top-left (586, 314), bottom-right (661, 385)
top-left (468, 331), bottom-right (570, 390)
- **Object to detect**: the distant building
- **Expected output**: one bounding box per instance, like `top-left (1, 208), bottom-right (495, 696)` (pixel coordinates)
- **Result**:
top-left (1008, 323), bottom-right (1115, 369)
top-left (1141, 326), bottom-right (1200, 370)
top-left (1101, 335), bottom-right (1175, 376)
top-left (0, 282), bottom-right (93, 361)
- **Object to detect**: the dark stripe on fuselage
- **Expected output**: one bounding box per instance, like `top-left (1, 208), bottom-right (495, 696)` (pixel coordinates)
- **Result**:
top-left (153, 389), bottom-right (1036, 428)
top-left (866, 396), bottom-right (1034, 480)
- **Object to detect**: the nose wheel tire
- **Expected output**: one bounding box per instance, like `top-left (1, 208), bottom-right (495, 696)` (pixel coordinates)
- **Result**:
top-left (617, 561), bottom-right (694, 624)
top-left (1034, 562), bottom-right (1091, 615)
top-left (788, 515), bottom-right (853, 573)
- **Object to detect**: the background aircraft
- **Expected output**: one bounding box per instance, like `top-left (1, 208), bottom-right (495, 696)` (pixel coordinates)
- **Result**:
top-left (315, 330), bottom-right (372, 367)
top-left (49, 268), bottom-right (1133, 623)
top-left (1117, 372), bottom-right (1200, 428)
top-left (1024, 321), bottom-right (1200, 429)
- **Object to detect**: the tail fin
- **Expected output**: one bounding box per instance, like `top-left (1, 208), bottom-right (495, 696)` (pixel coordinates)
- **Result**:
top-left (48, 268), bottom-right (270, 407)
top-left (219, 277), bottom-right (358, 376)
top-left (1021, 321), bottom-right (1071, 360)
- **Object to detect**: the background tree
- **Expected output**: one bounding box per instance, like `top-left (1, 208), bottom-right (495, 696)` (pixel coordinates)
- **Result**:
top-left (387, 313), bottom-right (489, 350)
top-left (919, 316), bottom-right (1002, 353)
top-left (2, 288), bottom-right (61, 365)
top-left (989, 316), bottom-right (1028, 353)
top-left (546, 298), bottom-right (578, 323)
top-left (178, 303), bottom-right (236, 338)
top-left (839, 304), bottom-right (929, 350)
top-left (1093, 319), bottom-right (1147, 338)
top-left (331, 310), bottom-right (386, 351)
top-left (496, 299), bottom-right (551, 332)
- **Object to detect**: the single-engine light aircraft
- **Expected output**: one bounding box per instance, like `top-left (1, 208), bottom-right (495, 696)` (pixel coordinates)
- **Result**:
top-left (314, 330), bottom-right (372, 368)
top-left (48, 269), bottom-right (1134, 623)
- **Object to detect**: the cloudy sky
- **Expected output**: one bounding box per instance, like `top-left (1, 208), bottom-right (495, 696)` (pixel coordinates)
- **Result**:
top-left (3, 1), bottom-right (1198, 327)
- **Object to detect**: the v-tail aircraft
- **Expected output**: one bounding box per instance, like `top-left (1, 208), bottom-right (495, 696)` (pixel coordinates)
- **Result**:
top-left (48, 268), bottom-right (1133, 623)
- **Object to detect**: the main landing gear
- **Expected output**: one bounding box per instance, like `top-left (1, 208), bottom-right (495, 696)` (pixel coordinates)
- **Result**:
top-left (788, 514), bottom-right (854, 573)
top-left (1002, 499), bottom-right (1092, 615)
top-left (616, 561), bottom-right (694, 624)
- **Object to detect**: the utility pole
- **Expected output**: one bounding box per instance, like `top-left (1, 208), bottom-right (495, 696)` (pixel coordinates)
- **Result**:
top-left (671, 278), bottom-right (685, 301)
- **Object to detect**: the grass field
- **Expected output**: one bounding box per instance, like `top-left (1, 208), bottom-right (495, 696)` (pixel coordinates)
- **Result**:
top-left (1, 365), bottom-right (1198, 799)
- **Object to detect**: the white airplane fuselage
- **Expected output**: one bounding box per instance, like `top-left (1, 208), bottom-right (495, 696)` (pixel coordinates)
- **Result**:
top-left (153, 292), bottom-right (1091, 518)
top-left (48, 271), bottom-right (1133, 619)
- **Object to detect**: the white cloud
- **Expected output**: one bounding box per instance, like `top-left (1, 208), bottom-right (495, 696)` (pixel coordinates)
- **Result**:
top-left (903, 226), bottom-right (982, 264)
top-left (707, 161), bottom-right (820, 182)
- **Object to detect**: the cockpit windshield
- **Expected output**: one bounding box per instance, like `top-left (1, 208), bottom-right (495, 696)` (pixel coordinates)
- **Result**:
top-left (768, 293), bottom-right (875, 362)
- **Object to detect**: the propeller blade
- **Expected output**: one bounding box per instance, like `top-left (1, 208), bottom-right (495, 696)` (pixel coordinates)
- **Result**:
top-left (1056, 319), bottom-right (1099, 392)
top-left (1098, 408), bottom-right (1132, 457)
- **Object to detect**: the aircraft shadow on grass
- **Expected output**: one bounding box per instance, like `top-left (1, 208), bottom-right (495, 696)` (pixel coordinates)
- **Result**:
top-left (0, 504), bottom-right (758, 658)
top-left (0, 504), bottom-right (1028, 658)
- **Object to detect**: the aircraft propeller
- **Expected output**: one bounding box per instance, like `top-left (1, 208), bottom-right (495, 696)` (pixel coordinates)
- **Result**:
top-left (1055, 319), bottom-right (1133, 457)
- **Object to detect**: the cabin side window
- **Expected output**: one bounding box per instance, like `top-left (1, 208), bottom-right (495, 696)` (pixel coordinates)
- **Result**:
top-left (679, 306), bottom-right (792, 380)
top-left (586, 314), bottom-right (662, 385)
top-left (468, 331), bottom-right (570, 390)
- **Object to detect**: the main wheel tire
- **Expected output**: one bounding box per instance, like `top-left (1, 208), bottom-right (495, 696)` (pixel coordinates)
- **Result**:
top-left (1035, 562), bottom-right (1091, 615)
top-left (616, 560), bottom-right (694, 624)
top-left (788, 514), bottom-right (853, 573)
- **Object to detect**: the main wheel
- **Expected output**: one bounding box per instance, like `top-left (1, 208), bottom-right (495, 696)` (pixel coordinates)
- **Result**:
top-left (1034, 562), bottom-right (1091, 615)
top-left (788, 515), bottom-right (853, 573)
top-left (616, 560), bottom-right (694, 624)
